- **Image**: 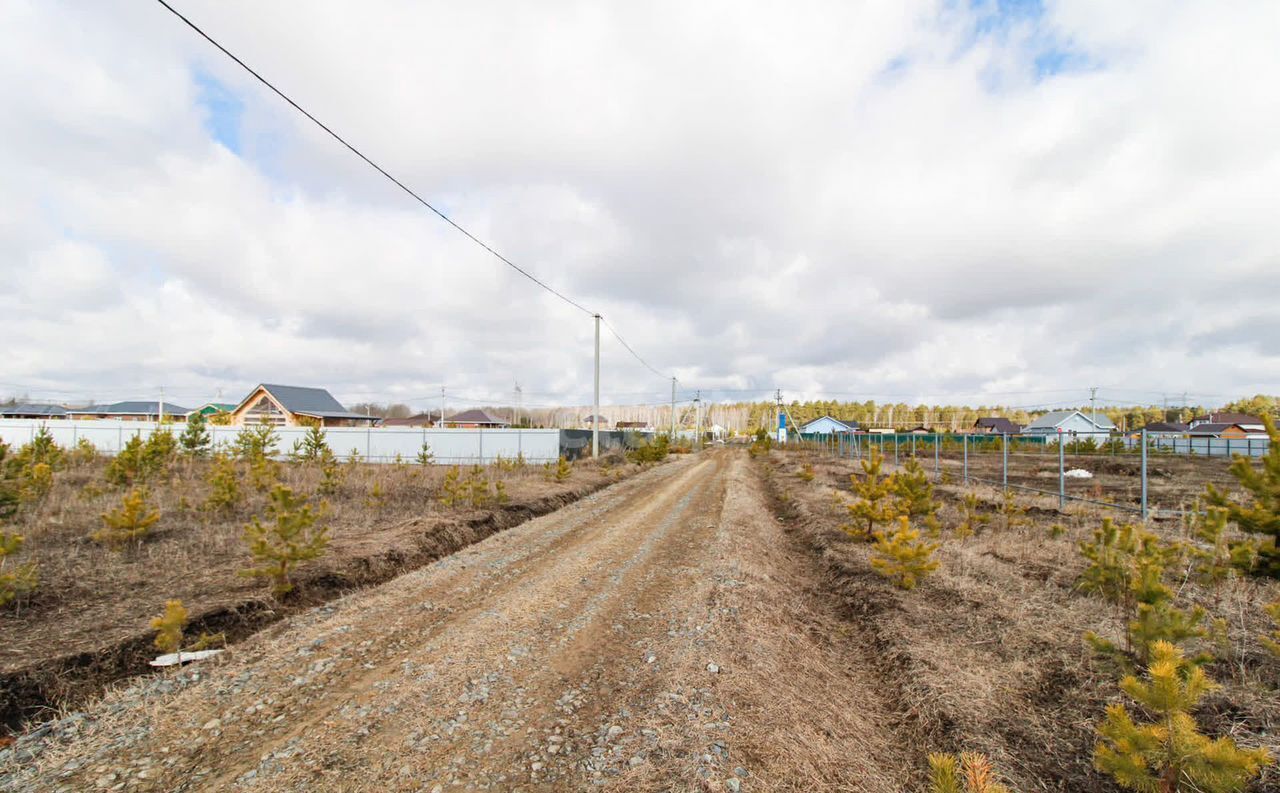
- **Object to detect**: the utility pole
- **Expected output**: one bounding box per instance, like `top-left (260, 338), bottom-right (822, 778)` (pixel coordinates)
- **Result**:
top-left (775, 389), bottom-right (784, 444)
top-left (694, 390), bottom-right (702, 450)
top-left (513, 381), bottom-right (521, 428)
top-left (1090, 386), bottom-right (1098, 428)
top-left (592, 313), bottom-right (600, 458)
top-left (440, 386), bottom-right (446, 428)
top-left (670, 377), bottom-right (677, 438)
top-left (159, 385), bottom-right (165, 424)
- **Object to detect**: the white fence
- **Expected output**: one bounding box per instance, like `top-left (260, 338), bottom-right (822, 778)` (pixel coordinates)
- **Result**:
top-left (0, 419), bottom-right (562, 465)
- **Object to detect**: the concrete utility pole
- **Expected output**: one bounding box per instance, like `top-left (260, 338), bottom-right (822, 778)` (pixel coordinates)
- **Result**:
top-left (1090, 386), bottom-right (1098, 428)
top-left (513, 381), bottom-right (521, 428)
top-left (775, 389), bottom-right (784, 444)
top-left (592, 313), bottom-right (600, 459)
top-left (694, 390), bottom-right (702, 450)
top-left (670, 377), bottom-right (677, 438)
top-left (440, 386), bottom-right (446, 428)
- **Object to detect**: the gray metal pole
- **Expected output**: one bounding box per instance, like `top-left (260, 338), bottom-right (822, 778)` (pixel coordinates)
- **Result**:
top-left (694, 392), bottom-right (702, 450)
top-left (894, 434), bottom-right (899, 465)
top-left (1002, 433), bottom-right (1008, 491)
top-left (963, 433), bottom-right (968, 484)
top-left (1141, 428), bottom-right (1148, 520)
top-left (669, 377), bottom-right (677, 438)
top-left (1058, 436), bottom-right (1065, 510)
top-left (592, 313), bottom-right (600, 458)
top-left (935, 433), bottom-right (940, 478)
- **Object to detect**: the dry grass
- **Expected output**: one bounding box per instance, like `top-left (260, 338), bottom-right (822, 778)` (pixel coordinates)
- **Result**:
top-left (756, 447), bottom-right (1280, 792)
top-left (0, 449), bottom-right (645, 730)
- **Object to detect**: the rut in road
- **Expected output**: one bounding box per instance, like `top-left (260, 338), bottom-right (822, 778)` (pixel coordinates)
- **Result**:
top-left (11, 451), bottom-right (910, 792)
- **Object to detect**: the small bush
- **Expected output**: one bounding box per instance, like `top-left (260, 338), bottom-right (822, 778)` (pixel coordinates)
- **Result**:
top-left (627, 436), bottom-right (670, 465)
top-left (1094, 640), bottom-right (1272, 792)
top-left (318, 448), bottom-right (344, 496)
top-left (553, 456), bottom-right (572, 483)
top-left (1204, 413), bottom-right (1280, 578)
top-left (142, 430), bottom-right (178, 472)
top-left (18, 462), bottom-right (53, 504)
top-left (842, 450), bottom-right (898, 542)
top-left (150, 599), bottom-right (188, 654)
top-left (0, 531), bottom-right (38, 608)
top-left (954, 494), bottom-right (989, 540)
top-left (241, 484), bottom-right (329, 596)
top-left (248, 457), bottom-right (280, 493)
top-left (104, 434), bottom-right (146, 486)
top-left (871, 516), bottom-right (939, 590)
top-left (416, 442), bottom-right (434, 466)
top-left (797, 463), bottom-right (815, 482)
top-left (929, 752), bottom-right (1011, 793)
top-left (441, 465), bottom-right (506, 508)
top-left (70, 437), bottom-right (97, 466)
top-left (94, 487), bottom-right (160, 549)
top-left (892, 459), bottom-right (941, 535)
top-left (204, 453), bottom-right (240, 513)
top-left (290, 425), bottom-right (330, 463)
top-left (179, 412), bottom-right (212, 457)
top-left (234, 424), bottom-right (279, 463)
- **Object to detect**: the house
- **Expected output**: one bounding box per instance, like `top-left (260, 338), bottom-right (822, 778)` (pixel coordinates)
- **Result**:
top-left (1187, 423), bottom-right (1256, 440)
top-left (972, 417), bottom-right (1020, 435)
top-left (902, 425), bottom-right (933, 435)
top-left (381, 412), bottom-right (443, 428)
top-left (1189, 412), bottom-right (1265, 433)
top-left (67, 401), bottom-right (193, 421)
top-left (582, 414), bottom-right (609, 428)
top-left (799, 416), bottom-right (859, 435)
top-left (1140, 421), bottom-right (1188, 436)
top-left (229, 384), bottom-right (379, 428)
top-left (444, 409), bottom-right (511, 428)
top-left (190, 402), bottom-right (237, 418)
top-left (1023, 410), bottom-right (1116, 443)
top-left (0, 404), bottom-right (68, 419)
top-left (615, 421), bottom-right (654, 431)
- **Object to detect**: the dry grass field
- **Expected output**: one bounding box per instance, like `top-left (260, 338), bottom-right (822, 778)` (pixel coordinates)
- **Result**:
top-left (759, 445), bottom-right (1280, 791)
top-left (0, 441), bottom-right (647, 732)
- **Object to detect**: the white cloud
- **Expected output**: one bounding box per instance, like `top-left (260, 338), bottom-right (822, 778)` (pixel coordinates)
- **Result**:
top-left (1, 0), bottom-right (1277, 412)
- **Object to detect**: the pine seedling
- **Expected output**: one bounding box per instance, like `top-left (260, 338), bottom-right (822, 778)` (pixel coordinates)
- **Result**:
top-left (347, 448), bottom-right (363, 465)
top-left (105, 434), bottom-right (147, 486)
top-left (94, 487), bottom-right (160, 548)
top-left (1188, 506), bottom-right (1254, 589)
top-left (241, 484), bottom-right (329, 597)
top-left (842, 450), bottom-right (899, 542)
top-left (234, 424), bottom-right (279, 463)
top-left (440, 466), bottom-right (463, 507)
top-left (248, 456), bottom-right (279, 493)
top-left (365, 480), bottom-right (386, 509)
top-left (871, 516), bottom-right (940, 590)
top-left (0, 531), bottom-right (38, 608)
top-left (1264, 601), bottom-right (1280, 658)
top-left (317, 448), bottom-right (344, 496)
top-left (179, 412), bottom-right (212, 457)
top-left (892, 458), bottom-right (941, 535)
top-left (141, 430), bottom-right (178, 473)
top-left (1094, 641), bottom-right (1272, 792)
top-left (554, 456), bottom-right (572, 483)
top-left (997, 490), bottom-right (1028, 532)
top-left (416, 442), bottom-right (434, 466)
top-left (1204, 413), bottom-right (1280, 577)
top-left (204, 453), bottom-right (240, 513)
top-left (70, 437), bottom-right (97, 466)
top-left (18, 462), bottom-right (53, 504)
top-left (954, 493), bottom-right (989, 540)
top-left (798, 464), bottom-right (815, 483)
top-left (291, 425), bottom-right (330, 463)
top-left (929, 752), bottom-right (1011, 793)
top-left (150, 599), bottom-right (188, 654)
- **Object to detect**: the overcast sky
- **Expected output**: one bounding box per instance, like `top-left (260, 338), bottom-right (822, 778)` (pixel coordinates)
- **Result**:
top-left (1, 0), bottom-right (1277, 413)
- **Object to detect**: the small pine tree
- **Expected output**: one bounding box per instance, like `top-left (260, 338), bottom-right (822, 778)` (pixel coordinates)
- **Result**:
top-left (440, 466), bottom-right (463, 506)
top-left (1186, 507), bottom-right (1254, 589)
top-left (248, 457), bottom-right (279, 493)
top-left (291, 425), bottom-right (330, 463)
top-left (0, 531), bottom-right (38, 608)
top-left (1094, 641), bottom-right (1272, 792)
top-left (892, 459), bottom-right (941, 535)
top-left (94, 487), bottom-right (160, 548)
top-left (554, 456), bottom-right (572, 483)
top-left (240, 484), bottom-right (329, 596)
top-left (141, 430), bottom-right (178, 473)
top-left (997, 490), bottom-right (1028, 532)
top-left (416, 442), bottom-right (434, 465)
top-left (843, 450), bottom-right (899, 542)
top-left (317, 448), bottom-right (343, 496)
top-left (929, 752), bottom-right (1011, 793)
top-left (70, 437), bottom-right (97, 466)
top-left (150, 599), bottom-right (188, 654)
top-left (204, 453), bottom-right (240, 513)
top-left (18, 462), bottom-right (53, 504)
top-left (347, 448), bottom-right (363, 465)
top-left (798, 463), bottom-right (816, 482)
top-left (1204, 413), bottom-right (1280, 578)
top-left (871, 516), bottom-right (940, 590)
top-left (234, 424), bottom-right (279, 463)
top-left (105, 434), bottom-right (147, 486)
top-left (179, 412), bottom-right (212, 457)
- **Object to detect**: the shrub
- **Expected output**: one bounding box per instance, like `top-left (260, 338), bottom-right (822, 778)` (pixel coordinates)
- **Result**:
top-left (954, 494), bottom-right (989, 540)
top-left (150, 599), bottom-right (188, 654)
top-left (318, 448), bottom-right (344, 496)
top-left (0, 531), bottom-right (38, 608)
top-left (204, 453), bottom-right (240, 513)
top-left (1204, 414), bottom-right (1280, 577)
top-left (179, 412), bottom-right (212, 457)
top-left (441, 466), bottom-right (506, 508)
top-left (94, 487), bottom-right (160, 548)
top-left (554, 456), bottom-right (572, 483)
top-left (241, 484), bottom-right (329, 596)
top-left (929, 752), bottom-right (1011, 793)
top-left (18, 462), bottom-right (53, 504)
top-left (997, 490), bottom-right (1028, 532)
top-left (248, 457), bottom-right (280, 493)
top-left (416, 442), bottom-right (434, 466)
top-left (1094, 640), bottom-right (1272, 792)
top-left (1186, 506), bottom-right (1255, 590)
top-left (70, 437), bottom-right (97, 466)
top-left (347, 448), bottom-right (363, 464)
top-left (871, 516), bottom-right (940, 590)
top-left (797, 463), bottom-right (816, 482)
top-left (627, 436), bottom-right (670, 465)
top-left (142, 430), bottom-right (178, 472)
top-left (234, 424), bottom-right (279, 463)
top-left (842, 450), bottom-right (898, 542)
top-left (105, 435), bottom-right (146, 486)
top-left (10, 426), bottom-right (63, 473)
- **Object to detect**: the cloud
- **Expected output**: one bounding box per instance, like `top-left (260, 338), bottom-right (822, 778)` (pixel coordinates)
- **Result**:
top-left (0, 0), bottom-right (1277, 412)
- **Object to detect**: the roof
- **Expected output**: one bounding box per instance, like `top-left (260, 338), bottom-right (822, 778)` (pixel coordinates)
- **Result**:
top-left (615, 421), bottom-right (651, 428)
top-left (974, 417), bottom-right (1020, 433)
top-left (1187, 423), bottom-right (1245, 436)
top-left (244, 384), bottom-right (347, 414)
top-left (1142, 422), bottom-right (1188, 433)
top-left (195, 402), bottom-right (236, 413)
top-left (446, 409), bottom-right (511, 426)
top-left (0, 403), bottom-right (68, 417)
top-left (1191, 412), bottom-right (1264, 426)
top-left (381, 412), bottom-right (442, 427)
top-left (800, 415), bottom-right (858, 430)
top-left (582, 414), bottom-right (608, 423)
top-left (71, 400), bottom-right (193, 416)
top-left (1024, 410), bottom-right (1116, 431)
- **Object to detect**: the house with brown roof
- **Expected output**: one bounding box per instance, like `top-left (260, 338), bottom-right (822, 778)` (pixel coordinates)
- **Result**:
top-left (381, 412), bottom-right (443, 428)
top-left (1189, 412), bottom-right (1265, 432)
top-left (972, 417), bottom-right (1020, 435)
top-left (443, 409), bottom-right (511, 428)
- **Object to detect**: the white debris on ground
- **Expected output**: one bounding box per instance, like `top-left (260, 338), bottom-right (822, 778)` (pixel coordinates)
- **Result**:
top-left (1063, 469), bottom-right (1093, 479)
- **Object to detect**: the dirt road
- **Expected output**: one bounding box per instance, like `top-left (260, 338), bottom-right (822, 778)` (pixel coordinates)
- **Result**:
top-left (5, 451), bottom-right (908, 792)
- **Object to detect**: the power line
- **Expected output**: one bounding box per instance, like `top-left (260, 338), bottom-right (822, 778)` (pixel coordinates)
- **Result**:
top-left (598, 316), bottom-right (671, 380)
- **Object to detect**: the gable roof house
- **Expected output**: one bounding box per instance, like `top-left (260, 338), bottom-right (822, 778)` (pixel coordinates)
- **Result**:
top-left (381, 412), bottom-right (444, 428)
top-left (1186, 423), bottom-right (1259, 440)
top-left (799, 416), bottom-right (859, 435)
top-left (1023, 410), bottom-right (1116, 442)
top-left (973, 417), bottom-right (1021, 435)
top-left (444, 409), bottom-right (511, 428)
top-left (191, 402), bottom-right (237, 417)
top-left (1141, 421), bottom-right (1189, 436)
top-left (67, 401), bottom-right (193, 421)
top-left (229, 384), bottom-right (379, 427)
top-left (1189, 412), bottom-right (1266, 433)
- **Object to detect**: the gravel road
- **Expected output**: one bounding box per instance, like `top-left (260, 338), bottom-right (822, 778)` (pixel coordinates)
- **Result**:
top-left (4, 450), bottom-right (906, 792)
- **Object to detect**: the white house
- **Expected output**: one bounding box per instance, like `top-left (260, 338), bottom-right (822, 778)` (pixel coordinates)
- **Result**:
top-left (1023, 410), bottom-right (1116, 443)
top-left (799, 415), bottom-right (859, 435)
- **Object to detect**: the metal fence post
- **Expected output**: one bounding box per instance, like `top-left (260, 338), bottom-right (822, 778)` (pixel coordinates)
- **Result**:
top-left (911, 435), bottom-right (916, 458)
top-left (894, 434), bottom-right (899, 466)
top-left (934, 434), bottom-right (940, 478)
top-left (963, 433), bottom-right (968, 484)
top-left (1058, 436), bottom-right (1065, 510)
top-left (1002, 433), bottom-right (1008, 492)
top-left (1141, 428), bottom-right (1148, 521)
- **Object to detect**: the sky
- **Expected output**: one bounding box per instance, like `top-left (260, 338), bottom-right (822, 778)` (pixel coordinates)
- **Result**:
top-left (1, 0), bottom-right (1277, 414)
